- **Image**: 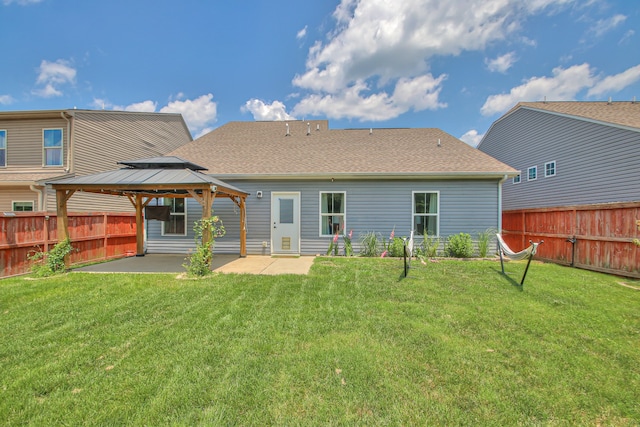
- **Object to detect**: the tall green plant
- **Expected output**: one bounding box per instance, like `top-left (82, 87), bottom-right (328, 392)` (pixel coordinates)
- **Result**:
top-left (417, 231), bottom-right (439, 258)
top-left (476, 228), bottom-right (496, 258)
top-left (28, 238), bottom-right (74, 277)
top-left (183, 215), bottom-right (225, 277)
top-left (359, 231), bottom-right (381, 257)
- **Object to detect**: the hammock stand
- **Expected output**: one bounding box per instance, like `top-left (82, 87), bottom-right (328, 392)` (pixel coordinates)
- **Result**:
top-left (402, 231), bottom-right (415, 277)
top-left (496, 234), bottom-right (543, 285)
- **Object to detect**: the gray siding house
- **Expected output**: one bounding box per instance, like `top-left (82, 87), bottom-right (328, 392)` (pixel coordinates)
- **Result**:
top-left (478, 101), bottom-right (640, 211)
top-left (0, 109), bottom-right (192, 212)
top-left (146, 120), bottom-right (517, 256)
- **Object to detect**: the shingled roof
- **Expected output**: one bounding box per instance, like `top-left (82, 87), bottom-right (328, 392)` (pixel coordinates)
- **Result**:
top-left (509, 101), bottom-right (640, 130)
top-left (169, 120), bottom-right (516, 179)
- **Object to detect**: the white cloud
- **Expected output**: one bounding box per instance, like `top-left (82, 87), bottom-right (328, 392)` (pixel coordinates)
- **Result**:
top-left (459, 129), bottom-right (484, 147)
top-left (486, 52), bottom-right (517, 73)
top-left (290, 0), bottom-right (574, 121)
top-left (591, 14), bottom-right (626, 37)
top-left (160, 93), bottom-right (218, 132)
top-left (296, 25), bottom-right (308, 40)
top-left (2, 0), bottom-right (43, 5)
top-left (481, 63), bottom-right (596, 116)
top-left (32, 59), bottom-right (76, 98)
top-left (124, 100), bottom-right (157, 112)
top-left (0, 94), bottom-right (14, 105)
top-left (587, 64), bottom-right (640, 97)
top-left (242, 99), bottom-right (296, 121)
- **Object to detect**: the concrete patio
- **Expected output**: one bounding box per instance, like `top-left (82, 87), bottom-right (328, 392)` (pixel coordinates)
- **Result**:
top-left (73, 254), bottom-right (315, 275)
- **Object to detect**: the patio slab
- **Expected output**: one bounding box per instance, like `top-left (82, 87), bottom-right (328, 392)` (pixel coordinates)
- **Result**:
top-left (73, 254), bottom-right (315, 275)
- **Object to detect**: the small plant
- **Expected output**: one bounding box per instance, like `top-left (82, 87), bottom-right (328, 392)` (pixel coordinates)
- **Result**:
top-left (445, 233), bottom-right (474, 258)
top-left (416, 231), bottom-right (439, 258)
top-left (343, 230), bottom-right (354, 257)
top-left (183, 215), bottom-right (225, 277)
top-left (476, 228), bottom-right (496, 258)
top-left (387, 237), bottom-right (405, 257)
top-left (28, 238), bottom-right (74, 277)
top-left (359, 231), bottom-right (381, 257)
top-left (326, 233), bottom-right (340, 256)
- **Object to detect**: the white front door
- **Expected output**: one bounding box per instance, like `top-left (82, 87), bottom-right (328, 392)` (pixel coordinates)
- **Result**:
top-left (271, 192), bottom-right (300, 255)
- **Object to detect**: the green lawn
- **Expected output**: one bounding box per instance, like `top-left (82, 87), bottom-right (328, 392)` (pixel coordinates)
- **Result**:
top-left (1, 258), bottom-right (639, 426)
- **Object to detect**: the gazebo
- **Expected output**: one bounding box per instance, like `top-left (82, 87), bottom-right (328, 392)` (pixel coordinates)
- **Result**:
top-left (47, 156), bottom-right (249, 258)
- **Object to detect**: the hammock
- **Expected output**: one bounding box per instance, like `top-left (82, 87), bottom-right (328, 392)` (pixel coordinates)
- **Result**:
top-left (496, 234), bottom-right (543, 285)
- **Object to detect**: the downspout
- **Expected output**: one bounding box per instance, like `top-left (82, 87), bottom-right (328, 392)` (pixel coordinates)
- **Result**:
top-left (61, 112), bottom-right (72, 174)
top-left (29, 184), bottom-right (44, 211)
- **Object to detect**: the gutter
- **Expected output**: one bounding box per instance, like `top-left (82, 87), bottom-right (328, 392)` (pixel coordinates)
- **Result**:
top-left (211, 171), bottom-right (520, 181)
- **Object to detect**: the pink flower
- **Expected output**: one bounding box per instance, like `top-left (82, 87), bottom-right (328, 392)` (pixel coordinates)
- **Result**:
top-left (381, 250), bottom-right (388, 258)
top-left (333, 233), bottom-right (339, 243)
top-left (389, 228), bottom-right (395, 240)
top-left (348, 230), bottom-right (353, 239)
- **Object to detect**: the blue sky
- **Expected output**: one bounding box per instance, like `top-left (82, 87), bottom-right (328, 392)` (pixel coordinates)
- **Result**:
top-left (1, 0), bottom-right (638, 145)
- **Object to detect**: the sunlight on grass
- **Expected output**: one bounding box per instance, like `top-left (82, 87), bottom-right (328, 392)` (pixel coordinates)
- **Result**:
top-left (1, 259), bottom-right (638, 425)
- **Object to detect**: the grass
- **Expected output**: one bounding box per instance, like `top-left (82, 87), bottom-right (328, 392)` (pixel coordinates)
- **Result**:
top-left (1, 258), bottom-right (639, 425)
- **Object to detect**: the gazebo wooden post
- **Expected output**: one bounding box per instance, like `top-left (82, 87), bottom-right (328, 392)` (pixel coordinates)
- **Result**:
top-left (55, 189), bottom-right (75, 266)
top-left (135, 194), bottom-right (145, 256)
top-left (201, 189), bottom-right (213, 253)
top-left (240, 196), bottom-right (247, 257)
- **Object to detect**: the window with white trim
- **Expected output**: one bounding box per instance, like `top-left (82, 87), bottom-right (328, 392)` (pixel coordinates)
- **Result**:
top-left (162, 197), bottom-right (187, 235)
top-left (513, 172), bottom-right (521, 184)
top-left (43, 128), bottom-right (63, 166)
top-left (320, 192), bottom-right (345, 236)
top-left (413, 191), bottom-right (439, 236)
top-left (545, 161), bottom-right (556, 177)
top-left (12, 201), bottom-right (33, 212)
top-left (527, 166), bottom-right (537, 181)
top-left (0, 130), bottom-right (6, 167)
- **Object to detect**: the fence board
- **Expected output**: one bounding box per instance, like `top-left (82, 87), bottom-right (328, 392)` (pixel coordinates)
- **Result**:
top-left (0, 212), bottom-right (136, 278)
top-left (503, 202), bottom-right (640, 278)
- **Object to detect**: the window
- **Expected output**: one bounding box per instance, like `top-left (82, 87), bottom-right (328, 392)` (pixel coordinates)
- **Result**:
top-left (513, 172), bottom-right (521, 184)
top-left (43, 128), bottom-right (63, 166)
top-left (527, 166), bottom-right (537, 181)
top-left (12, 201), bottom-right (33, 212)
top-left (413, 191), bottom-right (439, 236)
top-left (545, 161), bottom-right (556, 177)
top-left (162, 198), bottom-right (186, 235)
top-left (320, 192), bottom-right (345, 236)
top-left (0, 130), bottom-right (6, 167)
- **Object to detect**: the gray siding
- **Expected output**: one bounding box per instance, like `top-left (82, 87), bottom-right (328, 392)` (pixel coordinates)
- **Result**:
top-left (147, 178), bottom-right (501, 255)
top-left (479, 109), bottom-right (640, 210)
top-left (0, 117), bottom-right (69, 168)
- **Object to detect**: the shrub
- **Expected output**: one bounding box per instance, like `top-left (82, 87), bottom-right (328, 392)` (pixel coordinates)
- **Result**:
top-left (359, 231), bottom-right (381, 257)
top-left (183, 215), bottom-right (225, 277)
top-left (445, 233), bottom-right (474, 258)
top-left (476, 228), bottom-right (496, 258)
top-left (387, 237), bottom-right (405, 257)
top-left (28, 238), bottom-right (74, 277)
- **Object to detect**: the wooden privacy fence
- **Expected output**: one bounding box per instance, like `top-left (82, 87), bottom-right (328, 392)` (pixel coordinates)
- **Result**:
top-left (0, 212), bottom-right (137, 278)
top-left (502, 202), bottom-right (640, 278)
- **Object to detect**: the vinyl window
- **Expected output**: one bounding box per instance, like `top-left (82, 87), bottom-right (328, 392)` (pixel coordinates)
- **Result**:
top-left (413, 191), bottom-right (439, 236)
top-left (0, 130), bottom-right (6, 167)
top-left (513, 172), bottom-right (521, 184)
top-left (12, 201), bottom-right (33, 212)
top-left (527, 166), bottom-right (537, 181)
top-left (43, 128), bottom-right (63, 166)
top-left (320, 192), bottom-right (345, 236)
top-left (545, 161), bottom-right (556, 177)
top-left (162, 198), bottom-right (187, 236)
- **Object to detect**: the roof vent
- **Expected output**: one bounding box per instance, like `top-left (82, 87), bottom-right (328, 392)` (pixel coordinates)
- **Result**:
top-left (369, 128), bottom-right (373, 135)
top-left (633, 96), bottom-right (637, 104)
top-left (437, 138), bottom-right (441, 147)
top-left (307, 122), bottom-right (311, 135)
top-left (285, 123), bottom-right (290, 136)
top-left (608, 97), bottom-right (612, 104)
top-left (316, 123), bottom-right (320, 131)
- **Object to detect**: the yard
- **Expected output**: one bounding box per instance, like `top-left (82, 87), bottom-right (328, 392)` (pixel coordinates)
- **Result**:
top-left (1, 258), bottom-right (638, 425)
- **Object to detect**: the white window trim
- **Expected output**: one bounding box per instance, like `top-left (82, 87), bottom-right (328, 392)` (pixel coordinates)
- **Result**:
top-left (12, 201), bottom-right (34, 212)
top-left (0, 129), bottom-right (6, 168)
top-left (527, 166), bottom-right (537, 181)
top-left (160, 197), bottom-right (188, 236)
top-left (513, 172), bottom-right (521, 184)
top-left (545, 161), bottom-right (556, 177)
top-left (43, 128), bottom-right (64, 167)
top-left (412, 190), bottom-right (440, 237)
top-left (319, 191), bottom-right (346, 237)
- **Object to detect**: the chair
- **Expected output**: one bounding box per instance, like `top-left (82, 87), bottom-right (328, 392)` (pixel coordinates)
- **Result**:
top-left (496, 234), bottom-right (543, 285)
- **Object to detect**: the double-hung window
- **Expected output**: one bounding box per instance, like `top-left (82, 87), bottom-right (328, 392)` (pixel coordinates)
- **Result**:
top-left (527, 166), bottom-right (537, 181)
top-left (513, 172), bottom-right (521, 184)
top-left (0, 130), bottom-right (6, 167)
top-left (12, 201), bottom-right (33, 212)
top-left (545, 161), bottom-right (556, 177)
top-left (413, 191), bottom-right (439, 236)
top-left (43, 128), bottom-right (63, 166)
top-left (162, 198), bottom-right (187, 236)
top-left (320, 192), bottom-right (345, 236)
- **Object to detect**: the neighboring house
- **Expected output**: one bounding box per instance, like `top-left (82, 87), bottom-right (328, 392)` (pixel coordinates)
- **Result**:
top-left (145, 120), bottom-right (517, 256)
top-left (0, 109), bottom-right (192, 212)
top-left (477, 101), bottom-right (640, 211)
